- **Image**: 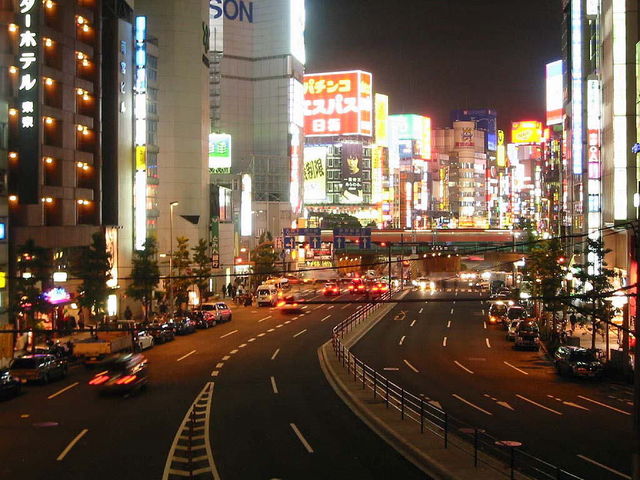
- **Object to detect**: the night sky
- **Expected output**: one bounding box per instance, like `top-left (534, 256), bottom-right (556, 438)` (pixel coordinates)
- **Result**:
top-left (305, 0), bottom-right (562, 132)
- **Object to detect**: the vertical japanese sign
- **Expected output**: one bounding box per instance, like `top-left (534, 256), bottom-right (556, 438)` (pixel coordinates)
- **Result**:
top-left (210, 218), bottom-right (220, 269)
top-left (303, 70), bottom-right (373, 137)
top-left (134, 16), bottom-right (148, 251)
top-left (18, 0), bottom-right (40, 204)
top-left (302, 146), bottom-right (327, 203)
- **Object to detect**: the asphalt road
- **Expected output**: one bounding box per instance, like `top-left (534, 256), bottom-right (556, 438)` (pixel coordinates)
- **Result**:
top-left (0, 287), bottom-right (425, 480)
top-left (351, 284), bottom-right (633, 480)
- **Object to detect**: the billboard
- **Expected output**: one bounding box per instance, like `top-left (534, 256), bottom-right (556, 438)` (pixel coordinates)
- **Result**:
top-left (371, 146), bottom-right (384, 203)
top-left (511, 121), bottom-right (542, 144)
top-left (341, 143), bottom-right (364, 203)
top-left (209, 133), bottom-right (232, 173)
top-left (546, 61), bottom-right (563, 126)
top-left (375, 93), bottom-right (389, 147)
top-left (303, 70), bottom-right (373, 137)
top-left (452, 109), bottom-right (497, 151)
top-left (303, 146), bottom-right (327, 203)
top-left (389, 114), bottom-right (431, 159)
top-left (454, 123), bottom-right (475, 148)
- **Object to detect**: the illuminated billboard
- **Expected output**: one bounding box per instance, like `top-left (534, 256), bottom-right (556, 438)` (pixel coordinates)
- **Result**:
top-left (389, 114), bottom-right (431, 159)
top-left (451, 109), bottom-right (497, 151)
top-left (303, 146), bottom-right (327, 203)
top-left (546, 61), bottom-right (563, 126)
top-left (375, 94), bottom-right (389, 147)
top-left (209, 133), bottom-right (232, 173)
top-left (303, 70), bottom-right (373, 137)
top-left (341, 143), bottom-right (364, 203)
top-left (511, 121), bottom-right (542, 144)
top-left (371, 146), bottom-right (384, 203)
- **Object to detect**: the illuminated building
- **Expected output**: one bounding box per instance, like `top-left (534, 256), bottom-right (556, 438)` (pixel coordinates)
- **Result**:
top-left (0, 7), bottom-right (9, 352)
top-left (208, 0), bottom-right (306, 245)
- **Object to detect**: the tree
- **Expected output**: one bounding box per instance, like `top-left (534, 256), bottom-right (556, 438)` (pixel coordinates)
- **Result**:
top-left (573, 237), bottom-right (616, 350)
top-left (171, 236), bottom-right (191, 309)
top-left (251, 232), bottom-right (278, 287)
top-left (126, 237), bottom-right (160, 321)
top-left (192, 238), bottom-right (212, 302)
top-left (12, 239), bottom-right (51, 329)
top-left (72, 232), bottom-right (113, 323)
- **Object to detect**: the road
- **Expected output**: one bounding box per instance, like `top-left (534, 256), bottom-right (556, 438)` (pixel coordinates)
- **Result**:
top-left (350, 284), bottom-right (633, 480)
top-left (0, 287), bottom-right (425, 480)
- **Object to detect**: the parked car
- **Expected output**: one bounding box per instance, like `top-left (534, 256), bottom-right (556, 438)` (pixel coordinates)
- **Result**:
top-left (554, 346), bottom-right (604, 378)
top-left (88, 353), bottom-right (148, 394)
top-left (323, 282), bottom-right (340, 296)
top-left (488, 302), bottom-right (508, 325)
top-left (0, 368), bottom-right (21, 398)
top-left (171, 316), bottom-right (196, 335)
top-left (514, 321), bottom-right (540, 350)
top-left (10, 354), bottom-right (67, 384)
top-left (135, 331), bottom-right (154, 351)
top-left (192, 310), bottom-right (216, 329)
top-left (214, 303), bottom-right (233, 322)
top-left (505, 320), bottom-right (523, 341)
top-left (146, 322), bottom-right (175, 344)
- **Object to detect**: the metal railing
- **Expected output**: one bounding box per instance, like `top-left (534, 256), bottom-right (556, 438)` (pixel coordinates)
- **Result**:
top-left (330, 291), bottom-right (584, 480)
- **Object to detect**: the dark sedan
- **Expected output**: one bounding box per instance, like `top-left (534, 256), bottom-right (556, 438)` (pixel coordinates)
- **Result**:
top-left (10, 354), bottom-right (67, 384)
top-left (554, 346), bottom-right (604, 378)
top-left (171, 317), bottom-right (196, 335)
top-left (146, 322), bottom-right (175, 344)
top-left (0, 368), bottom-right (21, 398)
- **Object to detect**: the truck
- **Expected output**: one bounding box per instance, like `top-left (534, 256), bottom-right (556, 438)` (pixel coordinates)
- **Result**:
top-left (74, 332), bottom-right (133, 367)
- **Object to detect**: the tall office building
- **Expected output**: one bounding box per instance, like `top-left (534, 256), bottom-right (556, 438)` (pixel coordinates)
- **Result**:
top-left (209, 0), bottom-right (306, 244)
top-left (136, 0), bottom-right (211, 258)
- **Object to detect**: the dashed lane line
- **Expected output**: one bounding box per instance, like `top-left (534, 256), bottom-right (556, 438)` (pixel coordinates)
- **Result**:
top-left (399, 335), bottom-right (406, 346)
top-left (215, 363), bottom-right (224, 368)
top-left (419, 308), bottom-right (423, 314)
top-left (447, 320), bottom-right (451, 328)
top-left (454, 361), bottom-right (473, 374)
top-left (238, 343), bottom-right (247, 348)
top-left (577, 395), bottom-right (631, 415)
top-left (516, 394), bottom-right (562, 415)
top-left (271, 376), bottom-right (279, 394)
top-left (48, 382), bottom-right (79, 400)
top-left (229, 349), bottom-right (238, 355)
top-left (176, 350), bottom-right (196, 362)
top-left (222, 356), bottom-right (230, 361)
top-left (503, 361), bottom-right (528, 375)
top-left (410, 320), bottom-right (416, 327)
top-left (210, 371), bottom-right (219, 377)
top-left (577, 454), bottom-right (631, 479)
top-left (403, 359), bottom-right (419, 373)
top-left (293, 329), bottom-right (307, 338)
top-left (258, 316), bottom-right (272, 323)
top-left (219, 330), bottom-right (238, 339)
top-left (321, 315), bottom-right (332, 322)
top-left (56, 428), bottom-right (89, 461)
top-left (271, 348), bottom-right (280, 360)
top-left (485, 338), bottom-right (491, 348)
top-left (452, 394), bottom-right (493, 416)
top-left (442, 337), bottom-right (447, 347)
top-left (290, 423), bottom-right (314, 453)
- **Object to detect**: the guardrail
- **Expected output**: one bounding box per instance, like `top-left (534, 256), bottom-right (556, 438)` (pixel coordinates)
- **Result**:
top-left (330, 290), bottom-right (584, 480)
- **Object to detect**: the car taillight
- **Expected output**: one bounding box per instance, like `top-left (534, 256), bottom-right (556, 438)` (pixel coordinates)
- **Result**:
top-left (277, 300), bottom-right (286, 307)
top-left (115, 375), bottom-right (137, 385)
top-left (89, 375), bottom-right (110, 386)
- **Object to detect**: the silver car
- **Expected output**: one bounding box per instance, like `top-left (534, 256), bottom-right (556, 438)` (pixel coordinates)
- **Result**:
top-left (506, 320), bottom-right (523, 341)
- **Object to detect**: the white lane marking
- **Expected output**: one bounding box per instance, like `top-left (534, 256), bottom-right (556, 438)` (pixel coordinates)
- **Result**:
top-left (177, 350), bottom-right (197, 362)
top-left (328, 305), bottom-right (335, 310)
top-left (276, 324), bottom-right (283, 328)
top-left (271, 348), bottom-right (280, 360)
top-left (248, 338), bottom-right (256, 343)
top-left (210, 370), bottom-right (219, 377)
top-left (577, 395), bottom-right (631, 415)
top-left (485, 338), bottom-right (491, 348)
top-left (229, 349), bottom-right (238, 355)
top-left (404, 359), bottom-right (419, 373)
top-left (410, 320), bottom-right (416, 327)
top-left (271, 376), bottom-right (279, 394)
top-left (483, 322), bottom-right (487, 329)
top-left (220, 329), bottom-right (238, 339)
top-left (454, 361), bottom-right (474, 374)
top-left (341, 304), bottom-right (350, 309)
top-left (546, 395), bottom-right (590, 411)
top-left (321, 315), bottom-right (331, 322)
top-left (447, 320), bottom-right (451, 328)
top-left (215, 363), bottom-right (224, 368)
top-left (239, 343), bottom-right (247, 348)
top-left (284, 320), bottom-right (291, 324)
top-left (577, 454), bottom-right (631, 479)
top-left (450, 308), bottom-right (454, 314)
top-left (314, 305), bottom-right (323, 310)
top-left (267, 328), bottom-right (275, 332)
top-left (258, 316), bottom-right (272, 323)
top-left (222, 356), bottom-right (230, 361)
top-left (293, 329), bottom-right (307, 338)
top-left (399, 335), bottom-right (406, 346)
top-left (516, 394), bottom-right (562, 415)
top-left (419, 308), bottom-right (423, 314)
top-left (442, 337), bottom-right (447, 347)
top-left (290, 423), bottom-right (314, 453)
top-left (57, 429), bottom-right (89, 461)
top-left (292, 317), bottom-right (299, 320)
top-left (48, 382), bottom-right (79, 400)
top-left (383, 367), bottom-right (399, 371)
top-left (504, 361), bottom-right (529, 375)
top-left (257, 333), bottom-right (266, 337)
top-left (482, 309), bottom-right (485, 315)
top-left (452, 394), bottom-right (492, 416)
top-left (251, 310), bottom-right (257, 313)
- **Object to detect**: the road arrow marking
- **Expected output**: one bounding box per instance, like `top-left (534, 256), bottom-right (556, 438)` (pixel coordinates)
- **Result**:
top-left (497, 401), bottom-right (515, 411)
top-left (516, 394), bottom-right (562, 415)
top-left (577, 395), bottom-right (630, 415)
top-left (428, 400), bottom-right (443, 410)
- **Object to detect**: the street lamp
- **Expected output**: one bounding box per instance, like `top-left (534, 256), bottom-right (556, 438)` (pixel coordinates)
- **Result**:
top-left (168, 201), bottom-right (179, 311)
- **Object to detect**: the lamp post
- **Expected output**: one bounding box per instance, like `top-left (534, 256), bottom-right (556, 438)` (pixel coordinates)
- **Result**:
top-left (168, 201), bottom-right (179, 312)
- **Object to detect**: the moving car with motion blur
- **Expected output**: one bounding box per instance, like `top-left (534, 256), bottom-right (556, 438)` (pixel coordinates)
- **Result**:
top-left (487, 302), bottom-right (508, 325)
top-left (323, 282), bottom-right (341, 296)
top-left (278, 294), bottom-right (304, 313)
top-left (88, 353), bottom-right (148, 394)
top-left (10, 354), bottom-right (68, 384)
top-left (554, 346), bottom-right (604, 378)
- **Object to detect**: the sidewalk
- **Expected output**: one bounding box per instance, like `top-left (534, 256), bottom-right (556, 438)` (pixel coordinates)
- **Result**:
top-left (317, 293), bottom-right (531, 480)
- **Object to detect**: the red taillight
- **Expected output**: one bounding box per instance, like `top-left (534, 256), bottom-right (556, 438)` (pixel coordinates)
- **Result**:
top-left (277, 300), bottom-right (286, 307)
top-left (115, 375), bottom-right (137, 385)
top-left (333, 288), bottom-right (338, 292)
top-left (89, 375), bottom-right (110, 386)
top-left (292, 303), bottom-right (298, 307)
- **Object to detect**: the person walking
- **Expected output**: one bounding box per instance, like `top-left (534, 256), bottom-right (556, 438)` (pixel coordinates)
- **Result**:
top-left (226, 283), bottom-right (233, 298)
top-left (221, 284), bottom-right (226, 298)
top-left (124, 306), bottom-right (133, 320)
top-left (569, 312), bottom-right (577, 334)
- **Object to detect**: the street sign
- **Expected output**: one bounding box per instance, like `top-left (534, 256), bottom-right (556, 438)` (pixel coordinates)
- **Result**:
top-left (275, 236), bottom-right (283, 249)
top-left (333, 237), bottom-right (346, 249)
top-left (211, 254), bottom-right (220, 269)
top-left (310, 236), bottom-right (322, 249)
top-left (334, 227), bottom-right (371, 237)
top-left (284, 236), bottom-right (294, 249)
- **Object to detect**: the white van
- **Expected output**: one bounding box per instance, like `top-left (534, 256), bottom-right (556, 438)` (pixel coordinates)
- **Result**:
top-left (256, 284), bottom-right (279, 307)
